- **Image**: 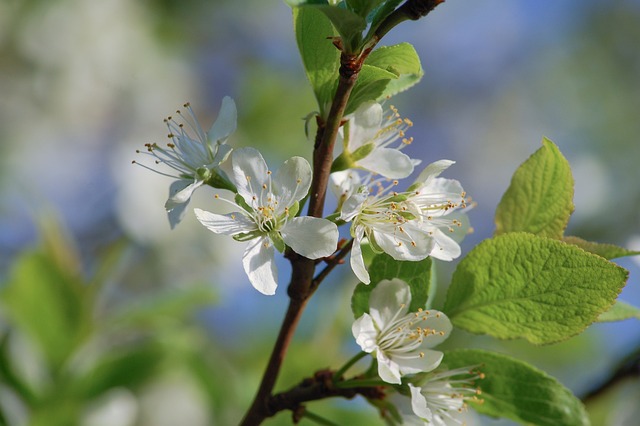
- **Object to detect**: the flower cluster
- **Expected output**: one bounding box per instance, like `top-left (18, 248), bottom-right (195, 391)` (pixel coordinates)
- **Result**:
top-left (138, 97), bottom-right (469, 293)
top-left (332, 160), bottom-right (469, 284)
top-left (354, 279), bottom-right (484, 425)
top-left (352, 279), bottom-right (452, 384)
top-left (137, 96), bottom-right (477, 424)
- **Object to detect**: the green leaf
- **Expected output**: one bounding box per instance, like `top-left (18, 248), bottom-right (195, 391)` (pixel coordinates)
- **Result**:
top-left (597, 300), bottom-right (640, 322)
top-left (444, 233), bottom-right (628, 344)
top-left (73, 343), bottom-right (165, 399)
top-left (0, 333), bottom-right (37, 404)
top-left (365, 43), bottom-right (423, 98)
top-left (351, 253), bottom-right (432, 318)
top-left (563, 236), bottom-right (640, 260)
top-left (344, 43), bottom-right (423, 114)
top-left (312, 5), bottom-right (367, 53)
top-left (346, 0), bottom-right (385, 18)
top-left (495, 138), bottom-right (574, 239)
top-left (366, 0), bottom-right (403, 41)
top-left (1, 250), bottom-right (89, 369)
top-left (443, 349), bottom-right (590, 426)
top-left (108, 285), bottom-right (216, 329)
top-left (293, 6), bottom-right (340, 116)
top-left (345, 64), bottom-right (398, 115)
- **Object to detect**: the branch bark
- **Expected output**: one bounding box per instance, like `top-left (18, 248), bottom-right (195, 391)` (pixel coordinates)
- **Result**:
top-left (240, 53), bottom-right (363, 426)
top-left (240, 3), bottom-right (445, 422)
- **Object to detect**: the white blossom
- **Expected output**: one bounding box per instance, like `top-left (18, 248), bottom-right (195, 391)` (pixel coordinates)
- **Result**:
top-left (395, 367), bottom-right (484, 425)
top-left (195, 147), bottom-right (338, 295)
top-left (333, 160), bottom-right (469, 284)
top-left (134, 97), bottom-right (237, 228)
top-left (352, 279), bottom-right (452, 384)
top-left (335, 101), bottom-right (417, 179)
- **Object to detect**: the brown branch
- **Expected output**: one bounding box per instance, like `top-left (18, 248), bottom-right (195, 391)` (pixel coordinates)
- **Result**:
top-left (240, 55), bottom-right (363, 426)
top-left (240, 3), bottom-right (446, 422)
top-left (374, 0), bottom-right (445, 42)
top-left (312, 239), bottom-right (354, 292)
top-left (268, 369), bottom-right (386, 417)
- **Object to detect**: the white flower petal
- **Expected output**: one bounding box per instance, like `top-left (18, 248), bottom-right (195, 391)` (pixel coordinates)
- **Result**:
top-left (273, 156), bottom-right (312, 208)
top-left (409, 384), bottom-right (433, 421)
top-left (356, 148), bottom-right (414, 179)
top-left (413, 160), bottom-right (455, 186)
top-left (372, 224), bottom-right (433, 261)
top-left (369, 278), bottom-right (411, 326)
top-left (207, 96), bottom-right (237, 143)
top-left (231, 147), bottom-right (269, 206)
top-left (330, 170), bottom-right (361, 200)
top-left (341, 191), bottom-right (368, 222)
top-left (352, 314), bottom-right (378, 353)
top-left (350, 227), bottom-right (370, 284)
top-left (377, 351), bottom-right (402, 384)
top-left (165, 179), bottom-right (203, 210)
top-left (429, 227), bottom-right (462, 261)
top-left (194, 208), bottom-right (257, 235)
top-left (242, 237), bottom-right (278, 295)
top-left (397, 349), bottom-right (444, 376)
top-left (281, 217), bottom-right (338, 259)
top-left (418, 312), bottom-right (453, 347)
top-left (348, 102), bottom-right (382, 150)
top-left (167, 202), bottom-right (189, 230)
top-left (212, 143), bottom-right (233, 165)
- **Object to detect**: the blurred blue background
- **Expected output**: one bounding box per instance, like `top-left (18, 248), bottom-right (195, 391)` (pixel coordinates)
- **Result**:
top-left (1, 0), bottom-right (639, 424)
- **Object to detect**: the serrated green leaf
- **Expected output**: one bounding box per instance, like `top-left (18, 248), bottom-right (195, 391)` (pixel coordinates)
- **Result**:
top-left (495, 138), bottom-right (574, 239)
top-left (1, 251), bottom-right (89, 369)
top-left (597, 300), bottom-right (640, 322)
top-left (444, 233), bottom-right (628, 344)
top-left (293, 6), bottom-right (339, 116)
top-left (351, 253), bottom-right (431, 318)
top-left (443, 349), bottom-right (590, 426)
top-left (365, 43), bottom-right (423, 98)
top-left (345, 64), bottom-right (398, 115)
top-left (563, 236), bottom-right (640, 260)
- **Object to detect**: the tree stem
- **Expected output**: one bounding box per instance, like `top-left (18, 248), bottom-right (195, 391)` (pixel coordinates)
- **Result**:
top-left (239, 2), bottom-right (446, 420)
top-left (239, 54), bottom-right (363, 426)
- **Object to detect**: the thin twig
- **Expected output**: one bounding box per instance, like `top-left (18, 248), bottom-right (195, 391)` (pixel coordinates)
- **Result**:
top-left (312, 239), bottom-right (354, 291)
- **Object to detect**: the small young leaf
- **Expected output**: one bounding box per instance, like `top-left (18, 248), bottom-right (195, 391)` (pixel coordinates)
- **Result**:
top-left (365, 43), bottom-right (423, 98)
top-left (597, 300), bottom-right (640, 322)
top-left (312, 5), bottom-right (367, 53)
top-left (444, 233), bottom-right (628, 344)
top-left (345, 64), bottom-right (398, 115)
top-left (351, 253), bottom-right (431, 318)
top-left (346, 0), bottom-right (385, 18)
top-left (293, 6), bottom-right (339, 116)
top-left (443, 349), bottom-right (590, 426)
top-left (366, 0), bottom-right (404, 41)
top-left (495, 138), bottom-right (574, 239)
top-left (563, 236), bottom-right (640, 260)
top-left (344, 43), bottom-right (423, 114)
